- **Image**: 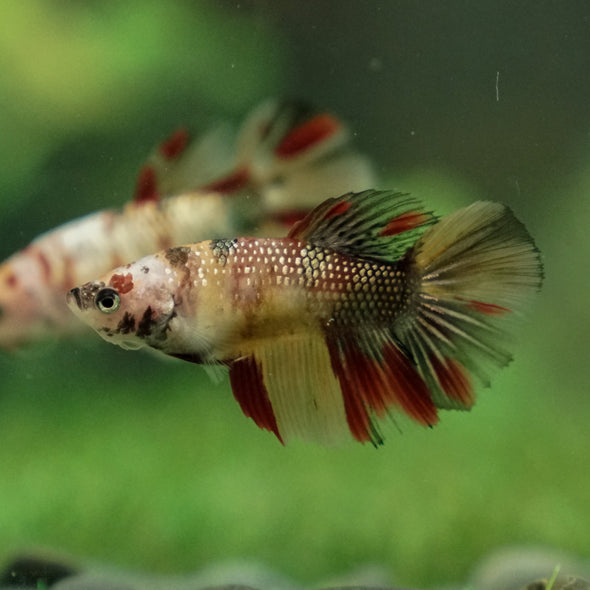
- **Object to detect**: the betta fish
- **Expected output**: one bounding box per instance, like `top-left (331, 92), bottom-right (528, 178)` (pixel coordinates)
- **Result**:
top-left (67, 190), bottom-right (542, 446)
top-left (0, 99), bottom-right (374, 350)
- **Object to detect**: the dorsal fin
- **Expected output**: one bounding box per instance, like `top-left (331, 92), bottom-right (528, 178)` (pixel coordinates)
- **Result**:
top-left (235, 100), bottom-right (335, 164)
top-left (238, 100), bottom-right (375, 232)
top-left (287, 189), bottom-right (437, 262)
top-left (132, 123), bottom-right (237, 203)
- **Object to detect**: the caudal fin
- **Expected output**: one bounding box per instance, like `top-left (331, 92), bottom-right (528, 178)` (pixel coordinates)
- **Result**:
top-left (396, 201), bottom-right (543, 410)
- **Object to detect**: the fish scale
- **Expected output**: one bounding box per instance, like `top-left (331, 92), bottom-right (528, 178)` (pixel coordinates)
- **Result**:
top-left (67, 189), bottom-right (542, 446)
top-left (193, 237), bottom-right (415, 332)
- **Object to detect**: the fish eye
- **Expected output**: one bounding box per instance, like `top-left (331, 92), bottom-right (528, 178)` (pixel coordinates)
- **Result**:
top-left (95, 288), bottom-right (120, 314)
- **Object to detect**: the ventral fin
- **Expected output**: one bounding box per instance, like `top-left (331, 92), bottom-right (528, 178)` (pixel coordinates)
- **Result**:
top-left (288, 189), bottom-right (437, 263)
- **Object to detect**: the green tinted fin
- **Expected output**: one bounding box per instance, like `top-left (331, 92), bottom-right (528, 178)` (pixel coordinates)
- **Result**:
top-left (288, 189), bottom-right (437, 262)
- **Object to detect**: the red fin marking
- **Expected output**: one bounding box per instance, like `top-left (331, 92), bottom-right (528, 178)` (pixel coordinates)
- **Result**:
top-left (202, 167), bottom-right (250, 194)
top-left (324, 200), bottom-right (352, 220)
top-left (133, 166), bottom-right (159, 203)
top-left (286, 217), bottom-right (307, 240)
top-left (286, 199), bottom-right (347, 240)
top-left (430, 356), bottom-right (475, 407)
top-left (464, 299), bottom-right (511, 316)
top-left (326, 342), bottom-right (375, 443)
top-left (229, 357), bottom-right (283, 443)
top-left (379, 211), bottom-right (431, 237)
top-left (110, 254), bottom-right (125, 271)
top-left (341, 346), bottom-right (391, 417)
top-left (159, 128), bottom-right (189, 160)
top-left (269, 209), bottom-right (311, 228)
top-left (380, 342), bottom-right (439, 426)
top-left (275, 113), bottom-right (341, 159)
top-left (329, 335), bottom-right (438, 433)
top-left (110, 273), bottom-right (134, 294)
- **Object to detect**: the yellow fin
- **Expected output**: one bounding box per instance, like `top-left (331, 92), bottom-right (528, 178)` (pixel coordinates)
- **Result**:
top-left (236, 333), bottom-right (351, 445)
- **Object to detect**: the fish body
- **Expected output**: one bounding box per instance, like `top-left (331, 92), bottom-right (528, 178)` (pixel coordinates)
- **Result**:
top-left (67, 190), bottom-right (543, 445)
top-left (0, 100), bottom-right (374, 349)
top-left (0, 193), bottom-right (237, 347)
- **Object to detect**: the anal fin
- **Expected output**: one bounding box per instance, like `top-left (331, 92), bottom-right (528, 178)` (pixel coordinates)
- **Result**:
top-left (229, 328), bottom-right (440, 446)
top-left (229, 355), bottom-right (283, 443)
top-left (326, 330), bottom-right (439, 444)
top-left (231, 333), bottom-right (351, 445)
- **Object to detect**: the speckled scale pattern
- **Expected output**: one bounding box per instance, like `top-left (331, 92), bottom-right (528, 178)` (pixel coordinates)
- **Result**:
top-left (199, 237), bottom-right (417, 328)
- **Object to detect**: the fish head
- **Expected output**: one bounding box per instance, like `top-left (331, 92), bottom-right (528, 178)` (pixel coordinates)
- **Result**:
top-left (66, 255), bottom-right (177, 351)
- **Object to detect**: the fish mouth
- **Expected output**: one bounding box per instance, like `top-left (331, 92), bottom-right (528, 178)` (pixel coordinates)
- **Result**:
top-left (66, 282), bottom-right (105, 312)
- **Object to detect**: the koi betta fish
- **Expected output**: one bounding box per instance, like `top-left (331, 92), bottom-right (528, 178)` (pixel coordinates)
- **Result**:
top-left (0, 100), bottom-right (374, 350)
top-left (134, 98), bottom-right (374, 225)
top-left (67, 190), bottom-right (542, 446)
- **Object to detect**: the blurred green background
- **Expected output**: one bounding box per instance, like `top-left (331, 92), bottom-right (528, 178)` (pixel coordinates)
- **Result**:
top-left (0, 2), bottom-right (588, 588)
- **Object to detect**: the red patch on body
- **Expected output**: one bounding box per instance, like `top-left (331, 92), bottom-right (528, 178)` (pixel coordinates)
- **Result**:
top-left (110, 273), bottom-right (134, 295)
top-left (133, 166), bottom-right (159, 203)
top-left (431, 356), bottom-right (474, 407)
top-left (159, 128), bottom-right (189, 160)
top-left (5, 273), bottom-right (18, 288)
top-left (35, 249), bottom-right (51, 283)
top-left (275, 113), bottom-right (341, 159)
top-left (379, 211), bottom-right (430, 237)
top-left (202, 167), bottom-right (250, 194)
top-left (229, 356), bottom-right (283, 443)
